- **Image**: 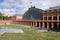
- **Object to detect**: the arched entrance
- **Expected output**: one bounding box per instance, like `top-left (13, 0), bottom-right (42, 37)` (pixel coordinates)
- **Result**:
top-left (53, 22), bottom-right (57, 31)
top-left (41, 22), bottom-right (42, 28)
top-left (45, 22), bottom-right (47, 28)
top-left (58, 22), bottom-right (60, 31)
top-left (49, 22), bottom-right (52, 30)
top-left (37, 22), bottom-right (39, 27)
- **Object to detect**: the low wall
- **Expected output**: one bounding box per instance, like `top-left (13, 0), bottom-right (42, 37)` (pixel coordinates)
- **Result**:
top-left (0, 20), bottom-right (13, 25)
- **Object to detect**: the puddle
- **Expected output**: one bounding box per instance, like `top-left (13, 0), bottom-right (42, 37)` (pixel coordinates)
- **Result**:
top-left (0, 27), bottom-right (24, 35)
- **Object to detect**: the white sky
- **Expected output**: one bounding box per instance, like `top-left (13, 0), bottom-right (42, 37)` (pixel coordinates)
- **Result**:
top-left (0, 0), bottom-right (60, 15)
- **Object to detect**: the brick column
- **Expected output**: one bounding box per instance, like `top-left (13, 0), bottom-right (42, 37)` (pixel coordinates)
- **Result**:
top-left (36, 22), bottom-right (37, 27)
top-left (33, 22), bottom-right (35, 27)
top-left (28, 22), bottom-right (30, 26)
top-left (20, 22), bottom-right (21, 24)
top-left (47, 22), bottom-right (49, 29)
top-left (23, 22), bottom-right (24, 25)
top-left (52, 16), bottom-right (53, 21)
top-left (51, 22), bottom-right (54, 29)
top-left (47, 16), bottom-right (48, 21)
top-left (31, 22), bottom-right (33, 27)
top-left (25, 22), bottom-right (26, 25)
top-left (23, 22), bottom-right (25, 25)
top-left (42, 22), bottom-right (45, 28)
top-left (57, 23), bottom-right (59, 30)
top-left (25, 22), bottom-right (27, 25)
top-left (39, 22), bottom-right (41, 28)
top-left (26, 22), bottom-right (27, 25)
top-left (26, 22), bottom-right (28, 25)
top-left (57, 16), bottom-right (59, 21)
top-left (43, 16), bottom-right (44, 20)
top-left (27, 22), bottom-right (29, 26)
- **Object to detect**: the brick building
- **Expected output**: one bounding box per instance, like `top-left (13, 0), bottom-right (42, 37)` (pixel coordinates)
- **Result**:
top-left (12, 14), bottom-right (23, 20)
top-left (13, 7), bottom-right (60, 31)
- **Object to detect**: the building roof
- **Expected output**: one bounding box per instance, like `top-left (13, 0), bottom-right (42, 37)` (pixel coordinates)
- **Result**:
top-left (50, 6), bottom-right (60, 9)
top-left (43, 6), bottom-right (60, 13)
top-left (23, 7), bottom-right (43, 20)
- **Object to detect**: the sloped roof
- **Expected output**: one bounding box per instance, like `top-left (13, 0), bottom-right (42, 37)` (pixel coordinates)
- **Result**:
top-left (23, 7), bottom-right (43, 20)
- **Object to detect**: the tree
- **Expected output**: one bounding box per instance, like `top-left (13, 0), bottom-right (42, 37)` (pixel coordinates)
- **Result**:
top-left (0, 12), bottom-right (3, 20)
top-left (3, 16), bottom-right (12, 20)
top-left (0, 12), bottom-right (2, 16)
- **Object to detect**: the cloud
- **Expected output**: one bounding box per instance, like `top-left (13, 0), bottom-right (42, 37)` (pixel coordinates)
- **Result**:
top-left (42, 0), bottom-right (60, 9)
top-left (0, 0), bottom-right (60, 15)
top-left (0, 8), bottom-right (16, 15)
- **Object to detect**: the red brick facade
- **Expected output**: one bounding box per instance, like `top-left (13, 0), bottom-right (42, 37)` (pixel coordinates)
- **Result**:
top-left (0, 20), bottom-right (12, 24)
top-left (12, 9), bottom-right (60, 31)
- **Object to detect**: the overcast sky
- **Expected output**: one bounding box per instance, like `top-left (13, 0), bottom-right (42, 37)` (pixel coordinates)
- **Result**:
top-left (0, 0), bottom-right (60, 15)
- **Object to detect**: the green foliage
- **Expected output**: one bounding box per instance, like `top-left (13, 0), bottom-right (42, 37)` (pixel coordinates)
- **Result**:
top-left (0, 12), bottom-right (3, 20)
top-left (0, 16), bottom-right (12, 20)
top-left (0, 12), bottom-right (3, 16)
top-left (3, 16), bottom-right (12, 20)
top-left (0, 12), bottom-right (12, 20)
top-left (0, 15), bottom-right (3, 20)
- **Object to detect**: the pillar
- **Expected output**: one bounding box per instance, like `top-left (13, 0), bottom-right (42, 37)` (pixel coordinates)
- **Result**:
top-left (57, 16), bottom-right (59, 21)
top-left (42, 22), bottom-right (45, 28)
top-left (47, 16), bottom-right (48, 21)
top-left (52, 16), bottom-right (53, 21)
top-left (23, 21), bottom-right (24, 25)
top-left (30, 22), bottom-right (31, 26)
top-left (27, 22), bottom-right (29, 26)
top-left (29, 22), bottom-right (30, 26)
top-left (43, 16), bottom-right (44, 20)
top-left (35, 22), bottom-right (37, 27)
top-left (31, 22), bottom-right (33, 27)
top-left (24, 22), bottom-right (26, 25)
top-left (25, 21), bottom-right (27, 25)
top-left (57, 22), bottom-right (59, 30)
top-left (47, 22), bottom-right (49, 29)
top-left (33, 22), bottom-right (35, 27)
top-left (51, 22), bottom-right (54, 29)
top-left (39, 22), bottom-right (41, 28)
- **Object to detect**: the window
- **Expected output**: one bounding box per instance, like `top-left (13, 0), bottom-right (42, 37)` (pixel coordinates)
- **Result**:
top-left (53, 16), bottom-right (57, 20)
top-left (54, 9), bottom-right (57, 12)
top-left (59, 16), bottom-right (60, 20)
top-left (48, 17), bottom-right (52, 20)
top-left (44, 17), bottom-right (47, 20)
top-left (49, 10), bottom-right (52, 12)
